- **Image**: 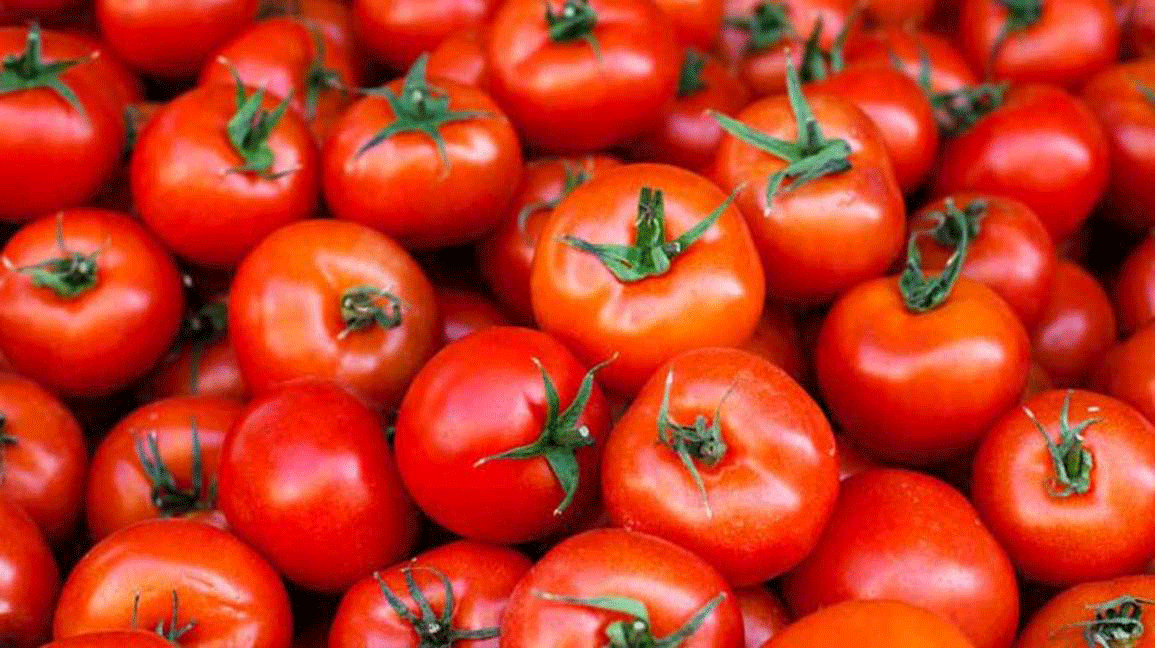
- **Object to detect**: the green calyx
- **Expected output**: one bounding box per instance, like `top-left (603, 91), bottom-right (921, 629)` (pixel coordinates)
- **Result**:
top-left (132, 590), bottom-right (197, 643)
top-left (677, 49), bottom-right (708, 98)
top-left (474, 355), bottom-right (613, 515)
top-left (338, 285), bottom-right (403, 339)
top-left (561, 186), bottom-right (738, 283)
top-left (725, 2), bottom-right (792, 53)
top-left (1026, 390), bottom-right (1099, 497)
top-left (1058, 595), bottom-right (1154, 648)
top-left (15, 213), bottom-right (100, 299)
top-left (535, 591), bottom-right (726, 648)
top-left (176, 300), bottom-right (229, 396)
top-left (929, 198), bottom-right (985, 247)
top-left (900, 198), bottom-right (971, 313)
top-left (933, 82), bottom-right (1009, 135)
top-left (303, 27), bottom-right (342, 120)
top-left (375, 566), bottom-right (499, 648)
top-left (517, 160), bottom-right (593, 233)
top-left (797, 10), bottom-right (857, 82)
top-left (0, 23), bottom-right (90, 114)
top-left (546, 0), bottom-right (599, 47)
top-left (989, 0), bottom-right (1042, 76)
top-left (656, 370), bottom-right (730, 518)
top-left (223, 62), bottom-right (294, 178)
top-left (713, 58), bottom-right (852, 204)
top-left (357, 53), bottom-right (488, 173)
top-left (134, 419), bottom-right (217, 518)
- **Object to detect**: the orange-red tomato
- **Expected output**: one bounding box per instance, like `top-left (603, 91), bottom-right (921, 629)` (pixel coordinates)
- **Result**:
top-left (0, 496), bottom-right (59, 648)
top-left (764, 600), bottom-right (977, 648)
top-left (1017, 575), bottom-right (1155, 648)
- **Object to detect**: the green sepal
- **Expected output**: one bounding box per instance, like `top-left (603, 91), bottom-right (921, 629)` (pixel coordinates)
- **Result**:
top-left (338, 285), bottom-right (404, 339)
top-left (929, 198), bottom-right (985, 247)
top-left (934, 82), bottom-right (1009, 135)
top-left (374, 566), bottom-right (500, 647)
top-left (724, 2), bottom-right (793, 53)
top-left (303, 26), bottom-right (342, 120)
top-left (0, 23), bottom-right (89, 114)
top-left (677, 49), bottom-right (708, 98)
top-left (535, 590), bottom-right (727, 647)
top-left (222, 62), bottom-right (294, 178)
top-left (1024, 390), bottom-right (1099, 497)
top-left (900, 198), bottom-right (972, 313)
top-left (655, 370), bottom-right (731, 518)
top-left (545, 0), bottom-right (602, 60)
top-left (14, 212), bottom-right (100, 299)
top-left (988, 0), bottom-right (1043, 76)
top-left (133, 418), bottom-right (217, 517)
top-left (1056, 595), bottom-right (1154, 648)
top-left (516, 160), bottom-right (593, 233)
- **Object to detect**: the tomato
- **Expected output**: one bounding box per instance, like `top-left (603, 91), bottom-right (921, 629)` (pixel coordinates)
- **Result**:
top-left (40, 632), bottom-right (176, 648)
top-left (218, 381), bottom-right (418, 593)
top-left (1031, 259), bottom-right (1117, 387)
top-left (531, 163), bottom-right (764, 395)
top-left (329, 540), bottom-right (532, 648)
top-left (0, 496), bottom-right (58, 648)
top-left (909, 194), bottom-right (1055, 328)
top-left (1017, 575), bottom-right (1155, 648)
top-left (712, 62), bottom-right (905, 303)
top-left (500, 528), bottom-right (743, 647)
top-left (764, 600), bottom-right (977, 648)
top-left (1115, 232), bottom-right (1155, 336)
top-left (1093, 322), bottom-right (1155, 426)
top-left (739, 300), bottom-right (805, 382)
top-left (137, 301), bottom-right (247, 402)
top-left (132, 81), bottom-right (320, 268)
top-left (624, 49), bottom-right (751, 172)
top-left (602, 347), bottom-right (839, 586)
top-left (959, 0), bottom-right (1118, 88)
top-left (932, 84), bottom-right (1109, 243)
top-left (199, 17), bottom-right (362, 142)
top-left (972, 390), bottom-right (1155, 586)
top-left (396, 326), bottom-right (611, 543)
top-left (434, 287), bottom-right (510, 346)
top-left (782, 469), bottom-right (1019, 648)
top-left (486, 0), bottom-right (681, 153)
top-left (1082, 61), bottom-right (1155, 232)
top-left (53, 519), bottom-right (292, 648)
top-left (476, 155), bottom-right (621, 323)
top-left (0, 209), bottom-right (185, 398)
top-left (736, 586), bottom-right (790, 648)
top-left (862, 0), bottom-right (938, 25)
top-left (658, 0), bottom-right (724, 48)
top-left (229, 219), bottom-right (438, 409)
top-left (427, 27), bottom-right (491, 91)
top-left (85, 395), bottom-right (242, 542)
top-left (845, 26), bottom-right (979, 96)
top-left (0, 373), bottom-right (84, 545)
top-left (323, 56), bottom-right (522, 249)
top-left (96, 0), bottom-right (258, 78)
top-left (0, 26), bottom-right (126, 222)
top-left (354, 0), bottom-right (498, 71)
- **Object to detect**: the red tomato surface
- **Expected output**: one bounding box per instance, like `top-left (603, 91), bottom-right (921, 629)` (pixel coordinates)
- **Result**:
top-left (657, 0), bottom-right (724, 49)
top-left (1115, 233), bottom-right (1155, 336)
top-left (40, 632), bottom-right (177, 648)
top-left (845, 26), bottom-right (980, 96)
top-left (1017, 574), bottom-right (1155, 647)
top-left (434, 287), bottom-right (510, 346)
top-left (736, 586), bottom-right (791, 648)
top-left (0, 496), bottom-right (59, 648)
top-left (1093, 322), bottom-right (1155, 426)
top-left (427, 27), bottom-right (491, 90)
top-left (764, 600), bottom-right (977, 648)
top-left (1031, 259), bottom-right (1117, 387)
top-left (353, 0), bottom-right (499, 70)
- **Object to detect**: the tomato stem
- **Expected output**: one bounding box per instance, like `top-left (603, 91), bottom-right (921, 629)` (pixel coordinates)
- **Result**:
top-left (797, 8), bottom-right (857, 82)
top-left (1025, 390), bottom-right (1099, 497)
top-left (220, 59), bottom-right (295, 179)
top-left (724, 2), bottom-right (793, 53)
top-left (474, 355), bottom-right (613, 515)
top-left (900, 198), bottom-right (971, 313)
top-left (132, 590), bottom-right (197, 643)
top-left (516, 160), bottom-right (593, 234)
top-left (929, 198), bottom-right (985, 247)
top-left (374, 566), bottom-right (499, 647)
top-left (15, 213), bottom-right (101, 299)
top-left (677, 49), bottom-right (708, 98)
top-left (1056, 595), bottom-right (1154, 648)
top-left (561, 186), bottom-right (738, 283)
top-left (534, 590), bottom-right (726, 647)
top-left (134, 419), bottom-right (217, 518)
top-left (545, 0), bottom-right (602, 59)
top-left (339, 285), bottom-right (404, 339)
top-left (935, 82), bottom-right (1009, 135)
top-left (303, 26), bottom-right (342, 121)
top-left (0, 22), bottom-right (91, 114)
top-left (656, 370), bottom-right (732, 519)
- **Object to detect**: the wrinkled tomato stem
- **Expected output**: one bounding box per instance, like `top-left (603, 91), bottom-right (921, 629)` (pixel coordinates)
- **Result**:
top-left (899, 198), bottom-right (971, 313)
top-left (373, 566), bottom-right (499, 647)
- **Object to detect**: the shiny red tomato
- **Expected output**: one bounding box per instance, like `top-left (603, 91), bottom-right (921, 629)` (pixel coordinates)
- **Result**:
top-left (354, 0), bottom-right (499, 70)
top-left (1093, 322), bottom-right (1155, 427)
top-left (264, 0), bottom-right (358, 55)
top-left (434, 287), bottom-right (510, 346)
top-left (40, 632), bottom-right (176, 648)
top-left (845, 26), bottom-right (979, 96)
top-left (764, 600), bottom-right (977, 648)
top-left (736, 586), bottom-right (791, 648)
top-left (0, 496), bottom-right (58, 648)
top-left (1115, 233), bottom-right (1155, 336)
top-left (1020, 575), bottom-right (1155, 647)
top-left (1031, 259), bottom-right (1117, 387)
top-left (427, 27), bottom-right (491, 91)
top-left (45, 28), bottom-right (142, 108)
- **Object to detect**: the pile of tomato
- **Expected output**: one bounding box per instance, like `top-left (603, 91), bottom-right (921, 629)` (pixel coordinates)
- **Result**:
top-left (2, 0), bottom-right (1155, 646)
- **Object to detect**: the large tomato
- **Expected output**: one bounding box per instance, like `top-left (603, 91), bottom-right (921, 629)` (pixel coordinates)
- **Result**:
top-left (0, 209), bottom-right (185, 398)
top-left (1093, 323), bottom-right (1155, 431)
top-left (485, 0), bottom-right (681, 153)
top-left (1115, 233), bottom-right (1155, 336)
top-left (217, 381), bottom-right (419, 593)
top-left (1017, 575), bottom-right (1155, 648)
top-left (1031, 259), bottom-right (1117, 387)
top-left (353, 0), bottom-right (499, 70)
top-left (0, 496), bottom-right (58, 648)
top-left (602, 347), bottom-right (839, 586)
top-left (764, 600), bottom-right (977, 648)
top-left (531, 163), bottom-right (765, 395)
top-left (500, 528), bottom-right (743, 647)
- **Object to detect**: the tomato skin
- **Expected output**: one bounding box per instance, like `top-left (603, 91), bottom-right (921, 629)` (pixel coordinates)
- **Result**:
top-left (1093, 323), bottom-right (1155, 427)
top-left (845, 27), bottom-right (979, 95)
top-left (40, 631), bottom-right (176, 648)
top-left (1031, 259), bottom-right (1117, 388)
top-left (323, 77), bottom-right (522, 250)
top-left (713, 91), bottom-right (905, 304)
top-left (329, 540), bottom-right (532, 648)
top-left (500, 528), bottom-right (744, 648)
top-left (1119, 0), bottom-right (1155, 58)
top-left (1116, 234), bottom-right (1155, 336)
top-left (764, 600), bottom-right (977, 648)
top-left (0, 27), bottom-right (126, 222)
top-left (476, 155), bottom-right (621, 323)
top-left (217, 381), bottom-right (419, 594)
top-left (656, 0), bottom-right (724, 48)
top-left (138, 335), bottom-right (247, 402)
top-left (0, 209), bottom-right (185, 398)
top-left (229, 219), bottom-right (438, 410)
top-left (427, 27), bottom-right (491, 91)
top-left (434, 287), bottom-right (510, 346)
top-left (782, 469), bottom-right (1019, 648)
top-left (0, 373), bottom-right (85, 546)
top-left (959, 0), bottom-right (1119, 89)
top-left (932, 84), bottom-right (1109, 244)
top-left (354, 0), bottom-right (498, 70)
top-left (0, 497), bottom-right (59, 648)
top-left (739, 301), bottom-right (805, 382)
top-left (45, 29), bottom-right (142, 109)
top-left (96, 0), bottom-right (258, 78)
top-left (395, 327), bottom-right (611, 544)
top-left (53, 519), bottom-right (292, 648)
top-left (910, 194), bottom-right (1056, 329)
top-left (486, 0), bottom-right (681, 153)
top-left (736, 587), bottom-right (790, 648)
top-left (1017, 575), bottom-right (1155, 648)
top-left (602, 347), bottom-right (839, 586)
top-left (531, 163), bottom-right (765, 396)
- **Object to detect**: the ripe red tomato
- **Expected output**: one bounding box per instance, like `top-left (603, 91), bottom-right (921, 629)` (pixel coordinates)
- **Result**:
top-left (40, 632), bottom-right (176, 648)
top-left (1018, 574), bottom-right (1155, 647)
top-left (323, 56), bottom-right (522, 249)
top-left (353, 0), bottom-right (499, 70)
top-left (1093, 322), bottom-right (1155, 427)
top-left (932, 84), bottom-right (1109, 243)
top-left (329, 540), bottom-right (532, 648)
top-left (845, 26), bottom-right (979, 96)
top-left (477, 155), bottom-right (621, 323)
top-left (395, 326), bottom-right (611, 543)
top-left (96, 0), bottom-right (258, 78)
top-left (500, 528), bottom-right (743, 647)
top-left (531, 163), bottom-right (765, 395)
top-left (602, 347), bottom-right (839, 586)
top-left (0, 496), bottom-right (59, 648)
top-left (764, 600), bottom-right (977, 648)
top-left (53, 519), bottom-right (292, 648)
top-left (1031, 259), bottom-right (1117, 387)
top-left (736, 586), bottom-right (791, 648)
top-left (132, 82), bottom-right (320, 268)
top-left (972, 389), bottom-right (1155, 586)
top-left (486, 0), bottom-right (681, 153)
top-left (85, 396), bottom-right (242, 542)
top-left (782, 469), bottom-right (1020, 648)
top-left (1116, 233), bottom-right (1155, 336)
top-left (657, 0), bottom-right (724, 48)
top-left (959, 0), bottom-right (1118, 88)
top-left (0, 26), bottom-right (126, 222)
top-left (0, 209), bottom-right (185, 398)
top-left (434, 287), bottom-right (510, 346)
top-left (228, 219), bottom-right (438, 409)
top-left (427, 27), bottom-right (491, 91)
top-left (217, 381), bottom-right (419, 593)
top-left (138, 302), bottom-right (247, 402)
